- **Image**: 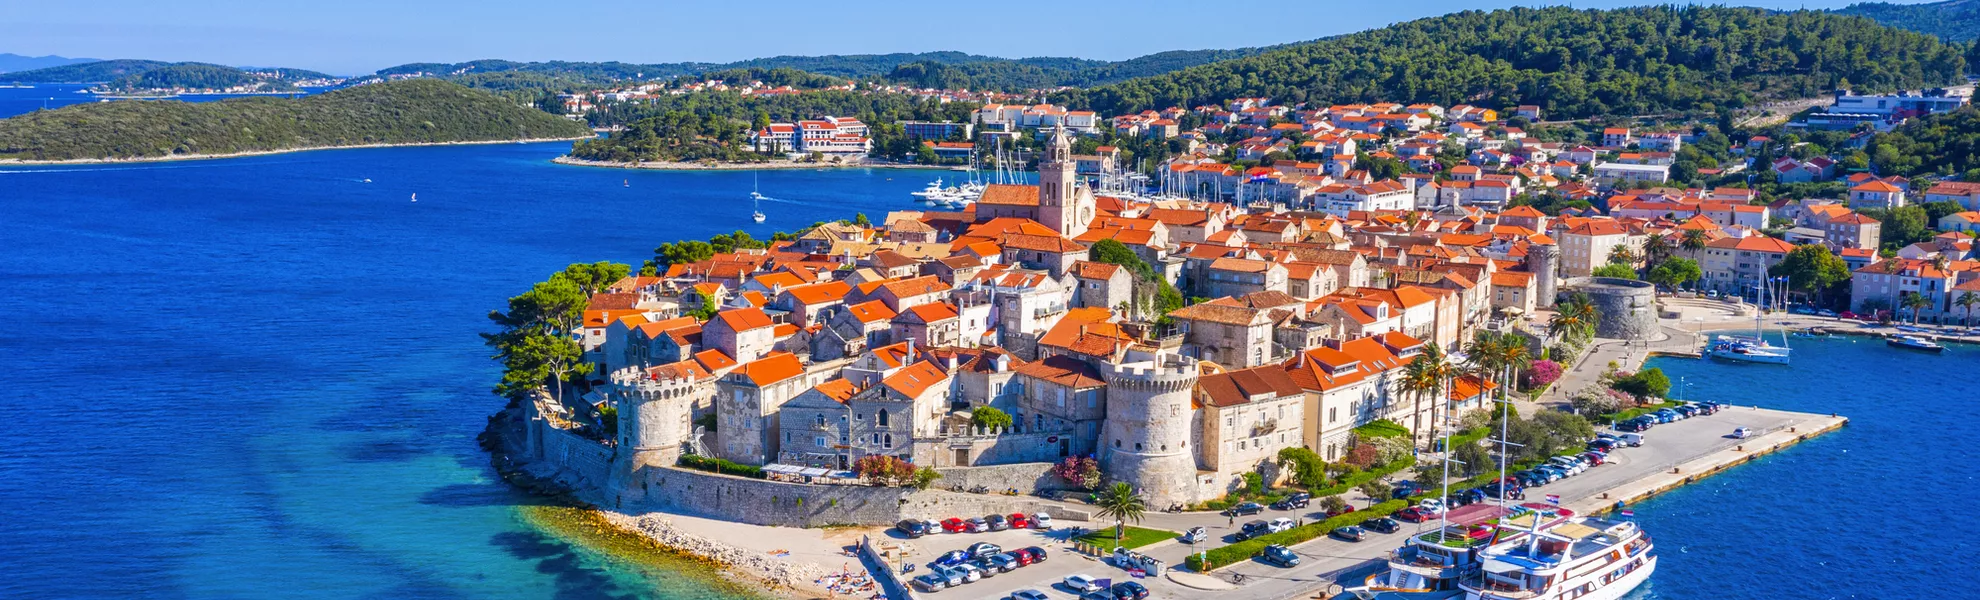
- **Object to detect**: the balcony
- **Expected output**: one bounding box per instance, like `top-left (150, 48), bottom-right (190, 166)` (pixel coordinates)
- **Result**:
top-left (1250, 419), bottom-right (1278, 438)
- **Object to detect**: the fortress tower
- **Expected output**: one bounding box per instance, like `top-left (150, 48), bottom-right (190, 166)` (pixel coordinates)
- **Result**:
top-left (1532, 240), bottom-right (1560, 308)
top-left (1038, 126), bottom-right (1093, 238)
top-left (606, 365), bottom-right (701, 502)
top-left (1100, 355), bottom-right (1203, 508)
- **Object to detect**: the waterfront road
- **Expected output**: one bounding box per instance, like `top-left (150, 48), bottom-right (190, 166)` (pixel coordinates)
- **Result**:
top-left (898, 404), bottom-right (1824, 600)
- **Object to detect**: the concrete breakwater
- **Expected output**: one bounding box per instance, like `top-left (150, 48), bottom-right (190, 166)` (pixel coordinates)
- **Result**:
top-left (1565, 410), bottom-right (1848, 515)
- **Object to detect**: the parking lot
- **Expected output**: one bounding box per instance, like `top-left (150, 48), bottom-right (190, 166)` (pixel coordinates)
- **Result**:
top-left (877, 403), bottom-right (1818, 600)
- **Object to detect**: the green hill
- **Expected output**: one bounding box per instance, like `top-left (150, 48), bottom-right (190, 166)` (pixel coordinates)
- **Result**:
top-left (0, 59), bottom-right (172, 82)
top-left (1836, 1), bottom-right (1980, 41)
top-left (103, 63), bottom-right (290, 91)
top-left (0, 79), bottom-right (592, 162)
top-left (1061, 6), bottom-right (1966, 119)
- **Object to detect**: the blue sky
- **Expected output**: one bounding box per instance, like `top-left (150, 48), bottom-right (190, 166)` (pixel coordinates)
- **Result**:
top-left (0, 0), bottom-right (1934, 75)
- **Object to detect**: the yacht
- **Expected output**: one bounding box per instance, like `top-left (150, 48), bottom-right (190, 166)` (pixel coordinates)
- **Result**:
top-left (1456, 513), bottom-right (1656, 600)
top-left (910, 178), bottom-right (945, 203)
top-left (1886, 334), bottom-right (1946, 353)
top-left (1359, 506), bottom-right (1509, 595)
top-left (750, 172), bottom-right (767, 223)
top-left (1708, 274), bottom-right (1791, 365)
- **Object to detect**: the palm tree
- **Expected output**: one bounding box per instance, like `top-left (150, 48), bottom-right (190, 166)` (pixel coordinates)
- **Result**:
top-left (1680, 229), bottom-right (1710, 258)
top-left (1956, 291), bottom-right (1979, 327)
top-left (1550, 293), bottom-right (1601, 348)
top-left (1399, 345), bottom-right (1450, 453)
top-left (1093, 482), bottom-right (1147, 548)
top-left (1901, 292), bottom-right (1934, 326)
top-left (1643, 232), bottom-right (1671, 264)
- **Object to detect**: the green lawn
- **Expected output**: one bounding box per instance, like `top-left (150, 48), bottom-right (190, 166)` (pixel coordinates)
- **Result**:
top-left (1075, 526), bottom-right (1178, 551)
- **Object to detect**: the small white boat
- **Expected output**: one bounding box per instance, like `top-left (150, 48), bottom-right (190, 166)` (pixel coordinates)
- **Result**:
top-left (1886, 334), bottom-right (1946, 353)
top-left (410, 193), bottom-right (417, 202)
top-left (750, 172), bottom-right (766, 223)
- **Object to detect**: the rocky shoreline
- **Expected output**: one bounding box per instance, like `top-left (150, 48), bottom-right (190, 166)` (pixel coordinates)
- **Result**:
top-left (478, 403), bottom-right (837, 599)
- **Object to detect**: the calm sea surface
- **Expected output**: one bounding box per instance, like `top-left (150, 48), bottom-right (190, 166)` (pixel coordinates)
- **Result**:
top-left (1, 86), bottom-right (1970, 599)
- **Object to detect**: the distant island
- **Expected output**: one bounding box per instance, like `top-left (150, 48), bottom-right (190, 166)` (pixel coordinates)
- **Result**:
top-left (0, 79), bottom-right (594, 163)
top-left (0, 60), bottom-right (344, 94)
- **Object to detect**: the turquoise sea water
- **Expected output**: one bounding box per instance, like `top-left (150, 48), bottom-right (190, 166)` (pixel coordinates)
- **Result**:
top-left (0, 137), bottom-right (933, 598)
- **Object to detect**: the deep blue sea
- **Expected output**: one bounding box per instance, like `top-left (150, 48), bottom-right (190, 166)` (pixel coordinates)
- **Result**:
top-left (0, 136), bottom-right (938, 598)
top-left (1626, 337), bottom-right (1974, 599)
top-left (1, 85), bottom-right (1971, 599)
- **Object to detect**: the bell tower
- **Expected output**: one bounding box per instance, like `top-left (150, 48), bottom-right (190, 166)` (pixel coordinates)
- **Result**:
top-left (1038, 126), bottom-right (1090, 237)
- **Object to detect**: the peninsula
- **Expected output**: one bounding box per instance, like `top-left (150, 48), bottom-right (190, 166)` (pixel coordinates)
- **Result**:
top-left (0, 79), bottom-right (593, 163)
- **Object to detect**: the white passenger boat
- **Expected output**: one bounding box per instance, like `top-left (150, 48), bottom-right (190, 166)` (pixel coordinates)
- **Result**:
top-left (1886, 334), bottom-right (1945, 352)
top-left (1456, 513), bottom-right (1656, 600)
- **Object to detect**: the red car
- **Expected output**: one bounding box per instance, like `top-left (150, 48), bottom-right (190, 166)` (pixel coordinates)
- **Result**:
top-left (1321, 504), bottom-right (1358, 518)
top-left (1011, 549), bottom-right (1036, 566)
top-left (1395, 507), bottom-right (1432, 522)
top-left (1008, 513), bottom-right (1031, 529)
top-left (940, 517), bottom-right (969, 533)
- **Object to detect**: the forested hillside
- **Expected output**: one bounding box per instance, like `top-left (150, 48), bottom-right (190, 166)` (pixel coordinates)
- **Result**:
top-left (0, 59), bottom-right (171, 82)
top-left (1060, 6), bottom-right (1965, 119)
top-left (0, 80), bottom-right (592, 161)
top-left (1836, 1), bottom-right (1980, 41)
top-left (566, 91), bottom-right (979, 163)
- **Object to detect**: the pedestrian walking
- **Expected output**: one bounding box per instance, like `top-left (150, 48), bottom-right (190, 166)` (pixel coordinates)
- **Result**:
top-left (1228, 515), bottom-right (1235, 526)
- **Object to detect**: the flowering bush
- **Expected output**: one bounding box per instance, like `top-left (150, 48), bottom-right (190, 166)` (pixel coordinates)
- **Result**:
top-left (1343, 444), bottom-right (1382, 469)
top-left (854, 455), bottom-right (916, 486)
top-left (1052, 456), bottom-right (1103, 490)
top-left (1525, 360), bottom-right (1563, 388)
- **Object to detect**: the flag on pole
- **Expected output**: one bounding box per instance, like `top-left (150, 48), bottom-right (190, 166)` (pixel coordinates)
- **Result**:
top-left (1545, 494), bottom-right (1561, 505)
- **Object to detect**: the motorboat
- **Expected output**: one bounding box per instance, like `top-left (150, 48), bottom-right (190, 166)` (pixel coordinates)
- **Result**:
top-left (1886, 334), bottom-right (1945, 353)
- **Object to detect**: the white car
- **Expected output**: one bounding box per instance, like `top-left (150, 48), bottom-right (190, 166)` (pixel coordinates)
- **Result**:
top-left (1419, 498), bottom-right (1447, 515)
top-left (1063, 574), bottom-right (1104, 593)
top-left (1031, 513), bottom-right (1054, 530)
top-left (954, 564), bottom-right (984, 583)
top-left (1267, 517), bottom-right (1296, 533)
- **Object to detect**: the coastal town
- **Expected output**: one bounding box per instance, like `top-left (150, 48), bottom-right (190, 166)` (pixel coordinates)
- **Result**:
top-left (488, 88), bottom-right (1978, 600)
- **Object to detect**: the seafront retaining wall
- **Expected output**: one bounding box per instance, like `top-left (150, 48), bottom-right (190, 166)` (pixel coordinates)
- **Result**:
top-left (627, 466), bottom-right (909, 527)
top-left (536, 423), bottom-right (616, 491)
top-left (1564, 413), bottom-right (1849, 515)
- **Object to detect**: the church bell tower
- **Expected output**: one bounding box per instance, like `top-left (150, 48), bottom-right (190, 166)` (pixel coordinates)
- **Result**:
top-left (1038, 126), bottom-right (1090, 237)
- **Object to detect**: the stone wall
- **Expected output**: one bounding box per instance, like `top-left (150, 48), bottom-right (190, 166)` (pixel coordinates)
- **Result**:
top-left (932, 461), bottom-right (1077, 495)
top-left (1563, 277), bottom-right (1659, 340)
top-left (932, 430), bottom-right (1074, 468)
top-left (625, 466), bottom-right (908, 527)
top-left (897, 489), bottom-right (1093, 522)
top-left (534, 420), bottom-right (616, 491)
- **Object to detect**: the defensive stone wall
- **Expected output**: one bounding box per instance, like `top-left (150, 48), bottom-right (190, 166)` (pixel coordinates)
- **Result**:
top-left (534, 423), bottom-right (616, 492)
top-left (932, 461), bottom-right (1077, 496)
top-left (1563, 277), bottom-right (1659, 340)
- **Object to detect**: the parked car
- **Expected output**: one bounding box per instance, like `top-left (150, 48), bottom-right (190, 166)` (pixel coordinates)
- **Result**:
top-left (1011, 590), bottom-right (1051, 600)
top-left (1024, 546), bottom-right (1048, 562)
top-left (1580, 452), bottom-right (1606, 466)
top-left (1180, 526), bottom-right (1209, 544)
top-left (1008, 513), bottom-right (1031, 529)
top-left (1483, 481), bottom-right (1524, 500)
top-left (985, 514), bottom-right (1010, 531)
top-left (1615, 419), bottom-right (1650, 433)
top-left (941, 517), bottom-right (969, 533)
top-left (1062, 575), bottom-right (1104, 593)
top-left (1587, 439), bottom-right (1617, 452)
top-left (1238, 520), bottom-right (1273, 540)
top-left (986, 553), bottom-right (1020, 573)
top-left (1272, 493), bottom-right (1310, 510)
top-left (1395, 506), bottom-right (1432, 522)
top-left (1032, 513), bottom-right (1054, 530)
top-left (1011, 549), bottom-right (1036, 566)
top-left (933, 567), bottom-right (968, 588)
top-left (966, 517), bottom-right (991, 533)
top-left (967, 543), bottom-right (1003, 559)
top-left (1261, 544), bottom-right (1300, 567)
top-left (1363, 517), bottom-right (1401, 534)
top-left (1391, 481), bottom-right (1421, 499)
top-left (1457, 489), bottom-right (1487, 505)
top-left (1110, 580), bottom-right (1150, 600)
top-left (1513, 470), bottom-right (1546, 487)
top-left (1331, 525), bottom-right (1368, 542)
top-left (896, 519), bottom-right (931, 538)
top-left (1419, 498), bottom-right (1447, 514)
top-left (1618, 433), bottom-right (1645, 447)
top-left (912, 573), bottom-right (949, 592)
top-left (952, 564), bottom-right (983, 583)
top-left (966, 559), bottom-right (1000, 578)
top-left (1267, 517), bottom-right (1296, 533)
top-left (933, 550), bottom-right (972, 567)
top-left (1224, 502), bottom-right (1266, 516)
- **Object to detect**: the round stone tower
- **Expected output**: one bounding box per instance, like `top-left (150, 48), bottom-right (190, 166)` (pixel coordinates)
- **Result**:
top-left (1532, 241), bottom-right (1561, 308)
top-left (607, 365), bottom-right (698, 502)
top-left (1100, 355), bottom-right (1203, 508)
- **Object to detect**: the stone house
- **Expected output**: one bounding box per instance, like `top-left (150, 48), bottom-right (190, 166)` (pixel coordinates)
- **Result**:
top-left (714, 352), bottom-right (815, 465)
top-left (1200, 257), bottom-right (1290, 298)
top-left (1011, 354), bottom-right (1108, 458)
top-left (1000, 233), bottom-right (1088, 278)
top-left (703, 307), bottom-right (776, 364)
top-left (1195, 365), bottom-right (1307, 490)
top-left (1070, 261), bottom-right (1135, 311)
top-left (890, 302), bottom-right (963, 348)
top-left (1168, 302), bottom-right (1279, 368)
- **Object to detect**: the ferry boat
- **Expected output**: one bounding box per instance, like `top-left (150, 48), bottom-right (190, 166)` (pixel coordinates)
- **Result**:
top-left (1352, 507), bottom-right (1654, 600)
top-left (1456, 512), bottom-right (1656, 600)
top-left (1886, 334), bottom-right (1946, 353)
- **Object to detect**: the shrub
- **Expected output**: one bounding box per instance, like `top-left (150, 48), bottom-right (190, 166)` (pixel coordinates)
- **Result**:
top-left (970, 406), bottom-right (1013, 430)
top-left (1311, 456), bottom-right (1414, 497)
top-left (1052, 456), bottom-right (1103, 490)
top-left (854, 455), bottom-right (917, 486)
top-left (1342, 444), bottom-right (1381, 469)
top-left (1524, 360), bottom-right (1563, 387)
top-left (678, 454), bottom-right (765, 479)
top-left (912, 467), bottom-right (942, 490)
top-left (1364, 436), bottom-right (1415, 465)
top-left (1352, 419), bottom-right (1410, 439)
top-left (1611, 367), bottom-right (1671, 398)
top-left (1276, 447), bottom-right (1327, 487)
top-left (1242, 472), bottom-right (1265, 496)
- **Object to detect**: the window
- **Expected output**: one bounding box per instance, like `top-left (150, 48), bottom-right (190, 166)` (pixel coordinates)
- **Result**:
top-left (877, 409), bottom-right (890, 427)
top-left (814, 436), bottom-right (827, 447)
top-left (883, 434), bottom-right (894, 449)
top-left (814, 415), bottom-right (825, 427)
